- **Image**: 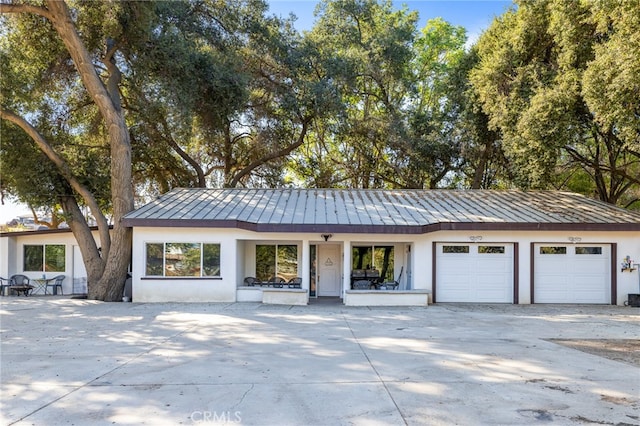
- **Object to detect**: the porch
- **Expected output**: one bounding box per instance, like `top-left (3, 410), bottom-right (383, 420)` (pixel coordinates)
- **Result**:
top-left (237, 237), bottom-right (415, 306)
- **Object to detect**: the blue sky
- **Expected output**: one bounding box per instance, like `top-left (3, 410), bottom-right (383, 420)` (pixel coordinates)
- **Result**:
top-left (267, 0), bottom-right (514, 43)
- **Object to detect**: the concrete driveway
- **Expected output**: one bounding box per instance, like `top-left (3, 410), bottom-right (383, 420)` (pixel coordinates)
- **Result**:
top-left (1, 298), bottom-right (638, 425)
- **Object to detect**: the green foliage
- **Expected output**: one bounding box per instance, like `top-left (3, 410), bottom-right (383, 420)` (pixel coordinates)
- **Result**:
top-left (2, 0), bottom-right (637, 212)
top-left (470, 0), bottom-right (639, 204)
top-left (289, 0), bottom-right (471, 189)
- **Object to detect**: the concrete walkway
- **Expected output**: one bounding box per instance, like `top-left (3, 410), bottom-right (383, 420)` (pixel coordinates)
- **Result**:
top-left (1, 298), bottom-right (638, 425)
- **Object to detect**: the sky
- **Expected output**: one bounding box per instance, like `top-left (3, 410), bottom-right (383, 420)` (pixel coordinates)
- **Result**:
top-left (267, 0), bottom-right (513, 44)
top-left (0, 0), bottom-right (513, 225)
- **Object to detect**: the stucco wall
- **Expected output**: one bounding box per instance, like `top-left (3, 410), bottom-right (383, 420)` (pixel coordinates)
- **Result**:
top-left (131, 227), bottom-right (238, 302)
top-left (0, 231), bottom-right (99, 295)
top-left (128, 227), bottom-right (639, 305)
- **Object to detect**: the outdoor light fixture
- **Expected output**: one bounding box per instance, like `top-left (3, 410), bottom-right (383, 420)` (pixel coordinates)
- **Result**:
top-left (469, 236), bottom-right (482, 242)
top-left (568, 237), bottom-right (582, 243)
top-left (321, 234), bottom-right (333, 241)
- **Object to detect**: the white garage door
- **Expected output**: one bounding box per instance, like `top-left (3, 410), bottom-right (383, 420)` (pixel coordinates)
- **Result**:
top-left (534, 244), bottom-right (610, 304)
top-left (436, 243), bottom-right (514, 303)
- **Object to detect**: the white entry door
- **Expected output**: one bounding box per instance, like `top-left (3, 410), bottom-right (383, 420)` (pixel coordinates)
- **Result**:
top-left (318, 245), bottom-right (341, 297)
top-left (436, 243), bottom-right (514, 303)
top-left (534, 244), bottom-right (610, 304)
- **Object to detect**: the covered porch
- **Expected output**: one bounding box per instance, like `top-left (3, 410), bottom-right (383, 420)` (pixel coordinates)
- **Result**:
top-left (235, 236), bottom-right (420, 305)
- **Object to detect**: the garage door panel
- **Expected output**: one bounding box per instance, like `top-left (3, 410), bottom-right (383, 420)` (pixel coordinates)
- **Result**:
top-left (476, 274), bottom-right (509, 284)
top-left (534, 244), bottom-right (609, 304)
top-left (574, 292), bottom-right (606, 303)
top-left (440, 276), bottom-right (471, 287)
top-left (436, 243), bottom-right (513, 303)
top-left (477, 291), bottom-right (510, 302)
top-left (477, 259), bottom-right (510, 272)
top-left (536, 275), bottom-right (566, 287)
top-left (536, 291), bottom-right (567, 303)
top-left (438, 261), bottom-right (471, 275)
top-left (439, 289), bottom-right (471, 301)
top-left (538, 258), bottom-right (567, 267)
top-left (574, 260), bottom-right (607, 274)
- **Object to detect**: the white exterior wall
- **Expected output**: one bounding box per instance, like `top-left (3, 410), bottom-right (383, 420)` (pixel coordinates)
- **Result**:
top-left (0, 236), bottom-right (16, 278)
top-left (131, 227), bottom-right (238, 303)
top-left (0, 231), bottom-right (99, 295)
top-left (131, 228), bottom-right (418, 302)
top-left (129, 226), bottom-right (639, 305)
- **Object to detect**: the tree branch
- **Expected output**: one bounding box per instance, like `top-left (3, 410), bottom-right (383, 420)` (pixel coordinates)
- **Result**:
top-left (228, 118), bottom-right (311, 187)
top-left (0, 3), bottom-right (53, 20)
top-left (0, 108), bottom-right (111, 253)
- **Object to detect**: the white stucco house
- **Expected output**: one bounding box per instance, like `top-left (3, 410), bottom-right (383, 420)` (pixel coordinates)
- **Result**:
top-left (119, 188), bottom-right (640, 306)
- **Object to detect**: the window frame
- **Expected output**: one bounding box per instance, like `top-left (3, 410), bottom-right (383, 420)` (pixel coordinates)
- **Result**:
top-left (255, 243), bottom-right (299, 282)
top-left (442, 245), bottom-right (470, 254)
top-left (352, 244), bottom-right (395, 282)
top-left (144, 242), bottom-right (221, 278)
top-left (575, 246), bottom-right (603, 255)
top-left (23, 244), bottom-right (66, 272)
top-left (478, 245), bottom-right (506, 254)
top-left (539, 246), bottom-right (567, 255)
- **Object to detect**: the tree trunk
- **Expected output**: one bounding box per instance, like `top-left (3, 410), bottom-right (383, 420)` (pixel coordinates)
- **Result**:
top-left (60, 196), bottom-right (105, 286)
top-left (45, 1), bottom-right (133, 301)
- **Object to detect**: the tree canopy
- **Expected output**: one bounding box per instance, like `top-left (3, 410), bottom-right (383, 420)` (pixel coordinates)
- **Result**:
top-left (470, 0), bottom-right (640, 206)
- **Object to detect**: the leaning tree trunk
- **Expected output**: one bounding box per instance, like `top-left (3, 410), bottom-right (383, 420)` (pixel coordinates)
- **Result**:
top-left (46, 1), bottom-right (133, 301)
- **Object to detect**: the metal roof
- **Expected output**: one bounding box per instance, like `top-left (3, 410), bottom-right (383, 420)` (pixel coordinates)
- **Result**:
top-left (121, 188), bottom-right (640, 233)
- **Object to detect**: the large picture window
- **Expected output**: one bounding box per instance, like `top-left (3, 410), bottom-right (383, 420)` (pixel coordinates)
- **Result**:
top-left (23, 245), bottom-right (65, 272)
top-left (255, 244), bottom-right (298, 282)
top-left (352, 245), bottom-right (394, 281)
top-left (145, 243), bottom-right (221, 277)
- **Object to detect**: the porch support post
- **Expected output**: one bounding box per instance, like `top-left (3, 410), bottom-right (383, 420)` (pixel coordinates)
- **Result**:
top-left (342, 238), bottom-right (352, 298)
top-left (301, 239), bottom-right (310, 291)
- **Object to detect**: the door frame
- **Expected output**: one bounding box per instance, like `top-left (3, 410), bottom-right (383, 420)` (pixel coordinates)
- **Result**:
top-left (317, 243), bottom-right (342, 297)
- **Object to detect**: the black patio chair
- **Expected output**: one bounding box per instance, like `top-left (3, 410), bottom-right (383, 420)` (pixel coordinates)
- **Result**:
top-left (287, 277), bottom-right (302, 288)
top-left (46, 275), bottom-right (65, 295)
top-left (0, 277), bottom-right (11, 296)
top-left (244, 277), bottom-right (260, 287)
top-left (268, 276), bottom-right (285, 288)
top-left (9, 274), bottom-right (34, 296)
top-left (353, 280), bottom-right (373, 290)
top-left (380, 266), bottom-right (403, 290)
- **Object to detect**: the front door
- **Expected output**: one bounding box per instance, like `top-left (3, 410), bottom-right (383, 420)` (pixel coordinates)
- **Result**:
top-left (318, 244), bottom-right (341, 297)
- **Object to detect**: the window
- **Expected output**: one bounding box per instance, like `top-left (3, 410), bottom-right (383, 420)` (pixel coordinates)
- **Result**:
top-left (145, 243), bottom-right (221, 277)
top-left (575, 247), bottom-right (602, 255)
top-left (256, 244), bottom-right (298, 281)
top-left (352, 245), bottom-right (394, 281)
top-left (540, 246), bottom-right (567, 255)
top-left (24, 245), bottom-right (65, 272)
top-left (442, 245), bottom-right (469, 254)
top-left (478, 246), bottom-right (505, 254)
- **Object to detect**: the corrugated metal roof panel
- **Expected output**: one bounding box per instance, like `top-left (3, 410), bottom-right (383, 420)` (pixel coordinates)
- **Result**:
top-left (122, 188), bottom-right (640, 230)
